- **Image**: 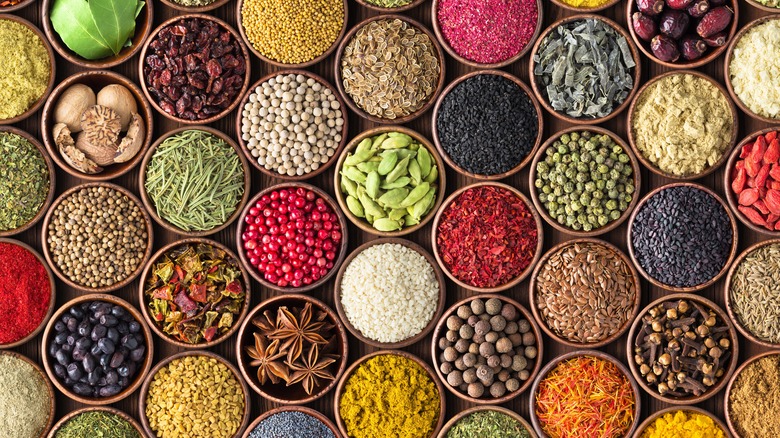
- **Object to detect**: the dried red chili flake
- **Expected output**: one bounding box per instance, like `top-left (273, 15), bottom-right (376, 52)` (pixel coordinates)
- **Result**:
top-left (731, 130), bottom-right (780, 231)
top-left (437, 186), bottom-right (538, 288)
top-left (0, 242), bottom-right (50, 344)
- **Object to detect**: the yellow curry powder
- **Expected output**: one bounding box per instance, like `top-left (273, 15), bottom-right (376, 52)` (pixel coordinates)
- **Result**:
top-left (641, 410), bottom-right (725, 438)
top-left (339, 355), bottom-right (440, 438)
top-left (558, 0), bottom-right (612, 8)
top-left (0, 19), bottom-right (50, 121)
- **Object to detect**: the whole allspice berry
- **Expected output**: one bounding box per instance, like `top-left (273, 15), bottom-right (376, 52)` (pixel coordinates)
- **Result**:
top-left (447, 315), bottom-right (463, 331)
top-left (506, 378), bottom-right (520, 392)
top-left (490, 315), bottom-right (507, 332)
top-left (479, 342), bottom-right (496, 358)
top-left (490, 381), bottom-right (507, 398)
top-left (496, 337), bottom-right (513, 354)
top-left (457, 305), bottom-right (472, 319)
top-left (463, 368), bottom-right (477, 384)
top-left (485, 298), bottom-right (502, 315)
top-left (443, 347), bottom-right (458, 362)
top-left (468, 382), bottom-right (484, 398)
top-left (475, 320), bottom-right (491, 336)
top-left (447, 370), bottom-right (464, 386)
top-left (471, 299), bottom-right (486, 315)
top-left (501, 303), bottom-right (518, 321)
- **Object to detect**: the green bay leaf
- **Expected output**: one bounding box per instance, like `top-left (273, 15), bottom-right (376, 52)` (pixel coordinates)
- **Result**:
top-left (88, 0), bottom-right (139, 54)
top-left (50, 0), bottom-right (142, 60)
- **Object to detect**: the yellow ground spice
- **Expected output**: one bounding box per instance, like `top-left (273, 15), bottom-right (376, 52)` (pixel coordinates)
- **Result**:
top-left (558, 0), bottom-right (611, 8)
top-left (0, 19), bottom-right (50, 121)
top-left (640, 411), bottom-right (725, 438)
top-left (339, 355), bottom-right (440, 438)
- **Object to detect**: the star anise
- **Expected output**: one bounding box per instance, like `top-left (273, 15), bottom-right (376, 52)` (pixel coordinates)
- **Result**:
top-left (269, 303), bottom-right (330, 363)
top-left (250, 309), bottom-right (278, 336)
top-left (287, 344), bottom-right (337, 395)
top-left (245, 332), bottom-right (290, 385)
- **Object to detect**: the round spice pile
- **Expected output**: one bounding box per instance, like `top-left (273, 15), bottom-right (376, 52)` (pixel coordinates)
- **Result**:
top-left (436, 74), bottom-right (538, 176)
top-left (168, 0), bottom-right (217, 7)
top-left (241, 0), bottom-right (344, 65)
top-left (55, 410), bottom-right (141, 438)
top-left (0, 242), bottom-right (50, 345)
top-left (631, 186), bottom-right (732, 288)
top-left (145, 355), bottom-right (244, 438)
top-left (631, 73), bottom-right (733, 177)
top-left (0, 132), bottom-right (49, 232)
top-left (436, 0), bottom-right (538, 65)
top-left (640, 410), bottom-right (725, 438)
top-left (47, 186), bottom-right (149, 289)
top-left (437, 298), bottom-right (538, 399)
top-left (446, 410), bottom-right (531, 438)
top-left (535, 130), bottom-right (635, 232)
top-left (729, 242), bottom-right (780, 344)
top-left (363, 0), bottom-right (412, 6)
top-left (248, 411), bottom-right (335, 438)
top-left (0, 354), bottom-right (51, 438)
top-left (0, 18), bottom-right (50, 121)
top-left (341, 18), bottom-right (441, 120)
top-left (560, 0), bottom-right (612, 8)
top-left (730, 129), bottom-right (780, 231)
top-left (729, 354), bottom-right (780, 437)
top-left (340, 243), bottom-right (439, 343)
top-left (241, 73), bottom-right (344, 177)
top-left (729, 19), bottom-right (780, 120)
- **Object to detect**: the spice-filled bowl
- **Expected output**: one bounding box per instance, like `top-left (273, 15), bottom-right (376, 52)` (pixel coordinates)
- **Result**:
top-left (236, 70), bottom-right (348, 181)
top-left (236, 183), bottom-right (348, 293)
top-left (334, 350), bottom-right (446, 438)
top-left (138, 238), bottom-right (251, 349)
top-left (158, 0), bottom-right (233, 13)
top-left (139, 126), bottom-right (250, 236)
top-left (139, 350), bottom-right (250, 438)
top-left (0, 0), bottom-right (35, 12)
top-left (725, 350), bottom-right (780, 438)
top-left (236, 294), bottom-right (348, 404)
top-left (529, 126), bottom-right (641, 236)
top-left (42, 182), bottom-right (154, 293)
top-left (41, 294), bottom-right (154, 405)
top-left (334, 126), bottom-right (446, 236)
top-left (242, 406), bottom-right (340, 438)
top-left (550, 0), bottom-right (620, 12)
top-left (432, 70), bottom-right (542, 180)
top-left (41, 70), bottom-right (154, 182)
top-left (139, 14), bottom-right (250, 125)
top-left (431, 294), bottom-right (543, 404)
top-left (0, 350), bottom-right (56, 438)
top-left (432, 182), bottom-right (543, 293)
top-left (438, 406), bottom-right (537, 438)
top-left (627, 182), bottom-right (738, 292)
top-left (335, 238), bottom-right (446, 349)
top-left (355, 0), bottom-right (425, 12)
top-left (335, 15), bottom-right (446, 125)
top-left (529, 15), bottom-right (640, 125)
top-left (627, 70), bottom-right (738, 180)
top-left (47, 406), bottom-right (144, 438)
top-left (632, 406), bottom-right (730, 438)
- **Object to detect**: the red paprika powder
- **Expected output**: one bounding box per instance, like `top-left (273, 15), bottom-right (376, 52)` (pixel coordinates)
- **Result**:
top-left (0, 242), bottom-right (51, 344)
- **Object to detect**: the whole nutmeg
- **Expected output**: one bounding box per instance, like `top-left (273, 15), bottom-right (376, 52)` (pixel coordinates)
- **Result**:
top-left (490, 381), bottom-right (507, 398)
top-left (471, 299), bottom-right (486, 315)
top-left (447, 315), bottom-right (464, 331)
top-left (54, 84), bottom-right (96, 132)
top-left (501, 303), bottom-right (518, 321)
top-left (468, 382), bottom-right (484, 398)
top-left (490, 315), bottom-right (507, 332)
top-left (475, 320), bottom-right (491, 336)
top-left (496, 337), bottom-right (513, 354)
top-left (447, 370), bottom-right (464, 386)
top-left (485, 298), bottom-right (502, 315)
top-left (97, 84), bottom-right (138, 131)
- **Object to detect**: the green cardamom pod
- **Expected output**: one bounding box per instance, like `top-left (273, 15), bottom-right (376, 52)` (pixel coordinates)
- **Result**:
top-left (409, 159), bottom-right (422, 184)
top-left (373, 217), bottom-right (403, 232)
top-left (344, 148), bottom-right (374, 166)
top-left (346, 196), bottom-right (365, 218)
top-left (341, 175), bottom-right (358, 198)
top-left (411, 187), bottom-right (437, 220)
top-left (399, 182), bottom-right (430, 208)
top-left (377, 187), bottom-right (409, 209)
top-left (355, 138), bottom-right (373, 154)
top-left (424, 164), bottom-right (438, 184)
top-left (381, 136), bottom-right (411, 149)
top-left (380, 176), bottom-right (411, 190)
top-left (386, 156), bottom-right (410, 183)
top-left (387, 132), bottom-right (413, 143)
top-left (377, 151), bottom-right (398, 175)
top-left (417, 147), bottom-right (432, 178)
top-left (404, 214), bottom-right (420, 226)
top-left (371, 133), bottom-right (388, 150)
top-left (365, 171), bottom-right (380, 199)
top-left (341, 166), bottom-right (366, 184)
top-left (394, 149), bottom-right (417, 160)
top-left (389, 208), bottom-right (407, 221)
top-left (359, 192), bottom-right (386, 218)
top-left (357, 161), bottom-right (380, 173)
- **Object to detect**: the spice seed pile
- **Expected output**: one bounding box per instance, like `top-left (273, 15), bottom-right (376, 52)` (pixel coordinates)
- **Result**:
top-left (729, 242), bottom-right (780, 344)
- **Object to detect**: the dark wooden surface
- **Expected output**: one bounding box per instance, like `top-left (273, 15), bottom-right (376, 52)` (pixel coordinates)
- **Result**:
top-left (5, 0), bottom-right (777, 436)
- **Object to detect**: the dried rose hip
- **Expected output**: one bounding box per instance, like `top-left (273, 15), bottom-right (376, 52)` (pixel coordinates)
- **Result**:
top-left (651, 34), bottom-right (680, 62)
top-left (679, 35), bottom-right (706, 60)
top-left (659, 10), bottom-right (690, 40)
top-left (638, 0), bottom-right (665, 15)
top-left (633, 12), bottom-right (658, 41)
top-left (697, 6), bottom-right (733, 38)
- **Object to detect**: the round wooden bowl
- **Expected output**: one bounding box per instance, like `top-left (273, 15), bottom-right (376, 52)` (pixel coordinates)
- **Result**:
top-left (235, 182), bottom-right (349, 293)
top-left (334, 238), bottom-right (446, 349)
top-left (529, 238), bottom-right (641, 349)
top-left (0, 350), bottom-right (56, 438)
top-left (529, 350), bottom-right (642, 438)
top-left (741, 0), bottom-right (780, 12)
top-left (334, 14), bottom-right (446, 125)
top-left (41, 294), bottom-right (155, 405)
top-left (0, 127), bottom-right (55, 237)
top-left (40, 70), bottom-right (155, 182)
top-left (0, 238), bottom-right (56, 349)
top-left (0, 15), bottom-right (55, 125)
top-left (334, 126), bottom-right (446, 237)
top-left (529, 126), bottom-right (642, 236)
top-left (47, 406), bottom-right (145, 438)
top-left (431, 70), bottom-right (543, 180)
top-left (242, 406), bottom-right (340, 438)
top-left (626, 293), bottom-right (739, 405)
top-left (632, 406), bottom-right (731, 438)
top-left (235, 70), bottom-right (348, 181)
top-left (138, 14), bottom-right (251, 125)
top-left (158, 0), bottom-right (233, 13)
top-left (627, 70), bottom-right (738, 180)
top-left (138, 350), bottom-right (251, 438)
top-left (0, 0), bottom-right (35, 12)
top-left (334, 350), bottom-right (446, 438)
top-left (550, 0), bottom-right (620, 12)
top-left (431, 181), bottom-right (544, 293)
top-left (138, 238), bottom-right (252, 349)
top-left (431, 294), bottom-right (543, 404)
top-left (528, 14), bottom-right (641, 125)
top-left (138, 126), bottom-right (250, 237)
top-left (235, 294), bottom-right (348, 404)
top-left (41, 0), bottom-right (152, 69)
top-left (430, 0), bottom-right (543, 69)
top-left (437, 406), bottom-right (538, 438)
top-left (41, 182), bottom-right (154, 293)
top-left (724, 350), bottom-right (780, 437)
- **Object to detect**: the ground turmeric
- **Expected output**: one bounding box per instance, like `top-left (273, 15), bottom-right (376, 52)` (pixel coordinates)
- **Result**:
top-left (641, 410), bottom-right (725, 438)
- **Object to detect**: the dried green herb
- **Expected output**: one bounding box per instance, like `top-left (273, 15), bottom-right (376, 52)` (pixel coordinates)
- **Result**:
top-left (363, 0), bottom-right (412, 7)
top-left (446, 411), bottom-right (531, 438)
top-left (55, 411), bottom-right (140, 438)
top-left (0, 132), bottom-right (49, 232)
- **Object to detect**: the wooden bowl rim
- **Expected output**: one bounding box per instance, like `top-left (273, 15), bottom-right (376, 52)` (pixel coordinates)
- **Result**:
top-left (0, 0), bottom-right (35, 12)
top-left (334, 237), bottom-right (447, 349)
top-left (739, 0), bottom-right (780, 14)
top-left (631, 405), bottom-right (732, 438)
top-left (549, 0), bottom-right (621, 13)
top-left (430, 69), bottom-right (544, 181)
top-left (0, 350), bottom-right (56, 437)
top-left (723, 350), bottom-right (780, 437)
top-left (158, 0), bottom-right (233, 13)
top-left (354, 0), bottom-right (426, 12)
top-left (241, 406), bottom-right (340, 438)
top-left (437, 405), bottom-right (538, 438)
top-left (47, 406), bottom-right (145, 438)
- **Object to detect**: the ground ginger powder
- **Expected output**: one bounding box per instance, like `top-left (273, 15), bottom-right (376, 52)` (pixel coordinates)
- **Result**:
top-left (0, 19), bottom-right (50, 120)
top-left (728, 354), bottom-right (780, 437)
top-left (631, 74), bottom-right (733, 177)
top-left (729, 19), bottom-right (780, 120)
top-left (640, 410), bottom-right (725, 438)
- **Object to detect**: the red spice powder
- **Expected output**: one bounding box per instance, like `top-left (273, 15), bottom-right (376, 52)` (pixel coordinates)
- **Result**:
top-left (437, 0), bottom-right (539, 64)
top-left (0, 242), bottom-right (51, 344)
top-left (436, 185), bottom-right (538, 288)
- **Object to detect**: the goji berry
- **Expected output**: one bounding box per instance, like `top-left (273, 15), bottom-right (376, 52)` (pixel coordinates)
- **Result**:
top-left (740, 144), bottom-right (752, 159)
top-left (739, 188), bottom-right (760, 206)
top-left (765, 139), bottom-right (780, 164)
top-left (756, 163), bottom-right (771, 188)
top-left (766, 190), bottom-right (780, 215)
top-left (739, 205), bottom-right (767, 226)
top-left (767, 130), bottom-right (778, 142)
top-left (736, 160), bottom-right (745, 172)
top-left (732, 167), bottom-right (747, 194)
top-left (754, 200), bottom-right (770, 214)
top-left (746, 158), bottom-right (761, 177)
top-left (768, 214), bottom-right (780, 224)
top-left (775, 220), bottom-right (780, 231)
top-left (770, 164), bottom-right (780, 181)
top-left (751, 136), bottom-right (767, 163)
top-left (772, 181), bottom-right (780, 191)
top-left (748, 177), bottom-right (756, 188)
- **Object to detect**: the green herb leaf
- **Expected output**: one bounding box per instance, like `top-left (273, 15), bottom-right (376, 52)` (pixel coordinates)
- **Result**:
top-left (50, 0), bottom-right (143, 60)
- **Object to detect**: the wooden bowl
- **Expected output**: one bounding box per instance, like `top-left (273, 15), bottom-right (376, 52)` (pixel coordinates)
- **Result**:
top-left (431, 70), bottom-right (543, 180)
top-left (138, 126), bottom-right (250, 237)
top-left (138, 238), bottom-right (251, 349)
top-left (242, 406), bottom-right (340, 438)
top-left (41, 70), bottom-right (155, 182)
top-left (528, 14), bottom-right (640, 125)
top-left (0, 0), bottom-right (34, 12)
top-left (529, 350), bottom-right (642, 438)
top-left (0, 127), bottom-right (55, 237)
top-left (41, 294), bottom-right (155, 405)
top-left (138, 14), bottom-right (251, 125)
top-left (138, 350), bottom-right (251, 438)
top-left (334, 238), bottom-right (446, 349)
top-left (632, 406), bottom-right (731, 438)
top-left (438, 406), bottom-right (538, 438)
top-left (627, 70), bottom-right (738, 180)
top-left (431, 182), bottom-right (544, 293)
top-left (0, 15), bottom-right (55, 125)
top-left (430, 0), bottom-right (543, 69)
top-left (626, 182), bottom-right (738, 293)
top-left (741, 0), bottom-right (780, 13)
top-left (355, 0), bottom-right (425, 12)
top-left (158, 0), bottom-right (233, 13)
top-left (334, 126), bottom-right (447, 237)
top-left (0, 238), bottom-right (56, 349)
top-left (334, 14), bottom-right (446, 125)
top-left (235, 182), bottom-right (349, 294)
top-left (626, 293), bottom-right (739, 405)
top-left (550, 0), bottom-right (621, 12)
top-left (724, 350), bottom-right (780, 438)
top-left (41, 182), bottom-right (154, 293)
top-left (235, 70), bottom-right (348, 181)
top-left (529, 126), bottom-right (641, 236)
top-left (235, 294), bottom-right (348, 404)
top-left (431, 294), bottom-right (543, 404)
top-left (47, 406), bottom-right (145, 438)
top-left (41, 0), bottom-right (152, 69)
top-left (529, 238), bottom-right (641, 348)
top-left (0, 350), bottom-right (56, 437)
top-left (334, 350), bottom-right (446, 438)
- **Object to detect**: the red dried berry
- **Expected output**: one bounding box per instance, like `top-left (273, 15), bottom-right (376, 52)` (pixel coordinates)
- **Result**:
top-left (651, 34), bottom-right (680, 62)
top-left (751, 136), bottom-right (767, 163)
top-left (738, 188), bottom-right (759, 206)
top-left (754, 200), bottom-right (770, 215)
top-left (697, 6), bottom-right (733, 38)
top-left (680, 35), bottom-right (707, 60)
top-left (703, 31), bottom-right (727, 47)
top-left (746, 158), bottom-right (761, 178)
top-left (732, 167), bottom-right (747, 194)
top-left (659, 10), bottom-right (690, 40)
top-left (764, 139), bottom-right (780, 164)
top-left (666, 0), bottom-right (693, 9)
top-left (738, 205), bottom-right (767, 227)
top-left (633, 12), bottom-right (658, 41)
top-left (766, 190), bottom-right (780, 215)
top-left (687, 0), bottom-right (709, 17)
top-left (767, 131), bottom-right (778, 142)
top-left (638, 0), bottom-right (665, 15)
top-left (770, 164), bottom-right (780, 181)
